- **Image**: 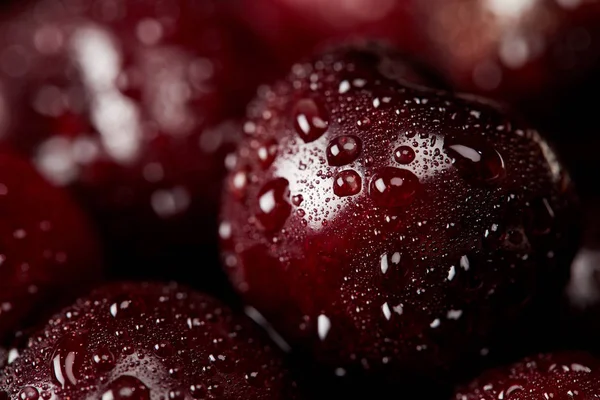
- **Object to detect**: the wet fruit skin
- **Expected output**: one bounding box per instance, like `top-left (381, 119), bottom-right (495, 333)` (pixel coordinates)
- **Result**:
top-left (0, 150), bottom-right (101, 343)
top-left (455, 352), bottom-right (600, 400)
top-left (0, 0), bottom-right (273, 290)
top-left (0, 282), bottom-right (299, 400)
top-left (219, 44), bottom-right (579, 380)
top-left (417, 0), bottom-right (600, 115)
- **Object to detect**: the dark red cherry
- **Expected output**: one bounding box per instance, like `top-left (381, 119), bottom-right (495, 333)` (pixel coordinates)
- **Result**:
top-left (0, 282), bottom-right (299, 400)
top-left (455, 352), bottom-right (600, 400)
top-left (0, 150), bottom-right (101, 342)
top-left (220, 44), bottom-right (579, 381)
top-left (232, 0), bottom-right (423, 69)
top-left (418, 0), bottom-right (600, 114)
top-left (0, 0), bottom-right (273, 289)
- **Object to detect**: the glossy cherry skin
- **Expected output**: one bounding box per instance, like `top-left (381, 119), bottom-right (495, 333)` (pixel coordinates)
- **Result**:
top-left (0, 0), bottom-right (272, 288)
top-left (455, 352), bottom-right (600, 400)
top-left (219, 44), bottom-right (579, 380)
top-left (417, 0), bottom-right (600, 113)
top-left (0, 282), bottom-right (299, 400)
top-left (0, 150), bottom-right (101, 343)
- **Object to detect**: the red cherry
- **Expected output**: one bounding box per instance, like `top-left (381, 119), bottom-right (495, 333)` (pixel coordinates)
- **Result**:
top-left (0, 150), bottom-right (101, 342)
top-left (0, 0), bottom-right (271, 287)
top-left (231, 0), bottom-right (425, 70)
top-left (455, 352), bottom-right (600, 400)
top-left (418, 0), bottom-right (600, 112)
top-left (0, 282), bottom-right (299, 400)
top-left (219, 44), bottom-right (579, 380)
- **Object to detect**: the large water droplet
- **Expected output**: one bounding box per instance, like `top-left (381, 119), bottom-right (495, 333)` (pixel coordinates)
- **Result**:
top-left (394, 146), bottom-right (415, 165)
top-left (102, 375), bottom-right (150, 400)
top-left (51, 334), bottom-right (87, 387)
top-left (18, 387), bottom-right (39, 400)
top-left (333, 170), bottom-right (362, 197)
top-left (293, 98), bottom-right (328, 143)
top-left (257, 178), bottom-right (291, 231)
top-left (326, 135), bottom-right (361, 166)
top-left (444, 136), bottom-right (506, 185)
top-left (369, 167), bottom-right (420, 207)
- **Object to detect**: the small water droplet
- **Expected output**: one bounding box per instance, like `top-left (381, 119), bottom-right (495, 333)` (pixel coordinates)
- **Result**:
top-left (92, 347), bottom-right (115, 371)
top-left (327, 135), bottom-right (362, 166)
top-left (394, 146), bottom-right (415, 165)
top-left (257, 139), bottom-right (278, 169)
top-left (292, 194), bottom-right (304, 206)
top-left (257, 178), bottom-right (291, 231)
top-left (102, 375), bottom-right (150, 400)
top-left (333, 170), bottom-right (362, 197)
top-left (189, 384), bottom-right (207, 399)
top-left (293, 98), bottom-right (328, 143)
top-left (229, 168), bottom-right (249, 201)
top-left (356, 117), bottom-right (371, 129)
top-left (444, 136), bottom-right (506, 185)
top-left (153, 341), bottom-right (174, 358)
top-left (109, 295), bottom-right (143, 319)
top-left (369, 167), bottom-right (420, 207)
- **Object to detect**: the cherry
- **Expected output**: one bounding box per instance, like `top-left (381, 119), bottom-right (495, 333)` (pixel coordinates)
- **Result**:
top-left (0, 282), bottom-right (299, 400)
top-left (455, 352), bottom-right (600, 400)
top-left (417, 0), bottom-right (600, 114)
top-left (0, 150), bottom-right (101, 343)
top-left (0, 0), bottom-right (273, 289)
top-left (231, 0), bottom-right (426, 72)
top-left (219, 44), bottom-right (580, 380)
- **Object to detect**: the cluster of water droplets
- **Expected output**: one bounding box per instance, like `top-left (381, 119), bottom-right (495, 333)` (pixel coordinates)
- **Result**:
top-left (0, 283), bottom-right (295, 399)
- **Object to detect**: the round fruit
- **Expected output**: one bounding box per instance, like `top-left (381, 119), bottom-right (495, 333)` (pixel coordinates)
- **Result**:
top-left (0, 282), bottom-right (299, 399)
top-left (417, 0), bottom-right (600, 109)
top-left (232, 0), bottom-right (424, 72)
top-left (0, 0), bottom-right (272, 288)
top-left (219, 44), bottom-right (579, 379)
top-left (0, 150), bottom-right (101, 342)
top-left (455, 352), bottom-right (600, 400)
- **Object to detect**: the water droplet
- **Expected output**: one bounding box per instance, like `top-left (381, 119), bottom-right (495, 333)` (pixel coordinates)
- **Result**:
top-left (18, 387), bottom-right (39, 400)
top-left (369, 167), bottom-right (420, 207)
top-left (168, 390), bottom-right (185, 400)
top-left (229, 168), bottom-right (249, 200)
top-left (326, 135), bottom-right (362, 166)
top-left (153, 341), bottom-right (174, 358)
top-left (356, 117), bottom-right (371, 129)
top-left (51, 334), bottom-right (87, 387)
top-left (109, 295), bottom-right (144, 319)
top-left (394, 146), bottom-right (415, 165)
top-left (333, 170), bottom-right (362, 197)
top-left (257, 139), bottom-right (278, 169)
top-left (189, 384), bottom-right (207, 399)
top-left (293, 98), bottom-right (328, 143)
top-left (257, 178), bottom-right (291, 231)
top-left (444, 136), bottom-right (506, 185)
top-left (92, 347), bottom-right (115, 371)
top-left (245, 371), bottom-right (263, 387)
top-left (292, 194), bottom-right (304, 206)
top-left (102, 375), bottom-right (150, 400)
top-left (317, 314), bottom-right (331, 341)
